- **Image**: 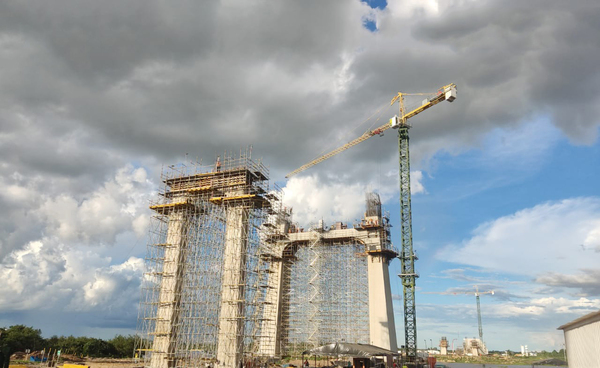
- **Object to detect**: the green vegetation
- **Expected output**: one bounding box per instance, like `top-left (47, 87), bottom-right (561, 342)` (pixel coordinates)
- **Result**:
top-left (0, 325), bottom-right (45, 352)
top-left (0, 325), bottom-right (568, 365)
top-left (437, 350), bottom-right (567, 365)
top-left (0, 325), bottom-right (137, 358)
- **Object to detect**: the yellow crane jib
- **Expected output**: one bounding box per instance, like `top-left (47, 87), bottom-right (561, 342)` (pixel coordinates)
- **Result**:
top-left (389, 83), bottom-right (457, 129)
top-left (285, 83), bottom-right (457, 178)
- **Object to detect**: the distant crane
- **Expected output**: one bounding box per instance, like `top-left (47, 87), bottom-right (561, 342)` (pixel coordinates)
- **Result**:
top-left (473, 286), bottom-right (494, 345)
top-left (286, 83), bottom-right (457, 366)
top-left (453, 286), bottom-right (494, 352)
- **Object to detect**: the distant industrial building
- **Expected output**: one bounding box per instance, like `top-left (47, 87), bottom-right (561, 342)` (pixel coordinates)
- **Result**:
top-left (463, 337), bottom-right (487, 356)
top-left (558, 309), bottom-right (600, 368)
top-left (439, 337), bottom-right (448, 355)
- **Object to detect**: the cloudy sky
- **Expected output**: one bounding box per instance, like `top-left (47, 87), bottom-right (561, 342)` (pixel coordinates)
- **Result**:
top-left (1, 0), bottom-right (599, 352)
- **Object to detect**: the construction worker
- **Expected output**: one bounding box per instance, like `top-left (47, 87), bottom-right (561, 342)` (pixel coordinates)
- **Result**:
top-left (215, 156), bottom-right (221, 172)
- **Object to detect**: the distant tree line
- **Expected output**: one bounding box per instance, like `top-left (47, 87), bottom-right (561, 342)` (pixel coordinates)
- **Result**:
top-left (0, 325), bottom-right (136, 359)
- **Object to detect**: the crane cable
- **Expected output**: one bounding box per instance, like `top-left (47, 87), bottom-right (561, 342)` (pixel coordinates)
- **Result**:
top-left (311, 101), bottom-right (394, 163)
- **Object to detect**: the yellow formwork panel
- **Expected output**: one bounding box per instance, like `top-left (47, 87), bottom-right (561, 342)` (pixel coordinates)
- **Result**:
top-left (149, 200), bottom-right (196, 215)
top-left (209, 194), bottom-right (257, 203)
top-left (187, 185), bottom-right (212, 192)
top-left (149, 200), bottom-right (190, 210)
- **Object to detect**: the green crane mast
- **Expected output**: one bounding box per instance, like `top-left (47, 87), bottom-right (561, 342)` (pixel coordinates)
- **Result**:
top-left (398, 123), bottom-right (418, 365)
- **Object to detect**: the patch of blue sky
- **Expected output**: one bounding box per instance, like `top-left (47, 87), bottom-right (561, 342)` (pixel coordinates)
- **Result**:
top-left (106, 231), bottom-right (146, 265)
top-left (361, 0), bottom-right (387, 10)
top-left (407, 117), bottom-right (598, 247)
top-left (384, 116), bottom-right (600, 310)
top-left (418, 263), bottom-right (528, 297)
top-left (362, 19), bottom-right (378, 32)
top-left (361, 0), bottom-right (386, 32)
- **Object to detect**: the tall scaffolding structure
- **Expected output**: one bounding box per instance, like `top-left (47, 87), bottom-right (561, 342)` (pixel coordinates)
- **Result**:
top-left (136, 150), bottom-right (399, 366)
top-left (136, 149), bottom-right (284, 368)
top-left (282, 238), bottom-right (370, 355)
top-left (257, 193), bottom-right (398, 358)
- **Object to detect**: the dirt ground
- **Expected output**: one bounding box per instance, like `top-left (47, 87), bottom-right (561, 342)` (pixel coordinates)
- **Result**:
top-left (10, 357), bottom-right (339, 368)
top-left (77, 360), bottom-right (142, 368)
top-left (9, 359), bottom-right (141, 368)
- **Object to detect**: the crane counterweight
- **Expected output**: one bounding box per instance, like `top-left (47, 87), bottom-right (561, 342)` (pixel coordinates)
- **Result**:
top-left (445, 85), bottom-right (457, 102)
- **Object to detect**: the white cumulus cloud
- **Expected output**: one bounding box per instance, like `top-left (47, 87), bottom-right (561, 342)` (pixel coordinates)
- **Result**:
top-left (283, 175), bottom-right (367, 226)
top-left (282, 171), bottom-right (425, 226)
top-left (0, 237), bottom-right (144, 315)
top-left (436, 197), bottom-right (600, 277)
top-left (37, 165), bottom-right (154, 245)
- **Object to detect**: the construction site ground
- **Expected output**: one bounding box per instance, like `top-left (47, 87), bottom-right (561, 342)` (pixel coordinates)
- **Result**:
top-left (8, 359), bottom-right (139, 368)
top-left (9, 358), bottom-right (309, 368)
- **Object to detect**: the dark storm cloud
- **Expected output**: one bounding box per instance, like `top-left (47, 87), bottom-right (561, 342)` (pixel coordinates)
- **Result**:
top-left (2, 0), bottom-right (597, 183)
top-left (0, 1), bottom-right (219, 81)
top-left (535, 269), bottom-right (600, 297)
top-left (0, 1), bottom-right (369, 181)
top-left (1, 0), bottom-right (599, 256)
top-left (413, 0), bottom-right (600, 143)
top-left (0, 1), bottom-right (369, 258)
top-left (425, 284), bottom-right (526, 302)
top-left (438, 268), bottom-right (481, 282)
top-left (282, 0), bottom-right (600, 177)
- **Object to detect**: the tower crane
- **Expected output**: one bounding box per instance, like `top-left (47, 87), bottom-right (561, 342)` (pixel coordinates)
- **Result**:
top-left (473, 286), bottom-right (494, 347)
top-left (285, 84), bottom-right (457, 178)
top-left (286, 83), bottom-right (457, 366)
top-left (451, 286), bottom-right (494, 354)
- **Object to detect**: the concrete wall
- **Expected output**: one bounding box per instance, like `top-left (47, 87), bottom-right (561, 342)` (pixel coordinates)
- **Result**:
top-left (257, 259), bottom-right (285, 356)
top-left (150, 211), bottom-right (190, 368)
top-left (564, 318), bottom-right (600, 368)
top-left (216, 206), bottom-right (249, 368)
top-left (367, 254), bottom-right (398, 352)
